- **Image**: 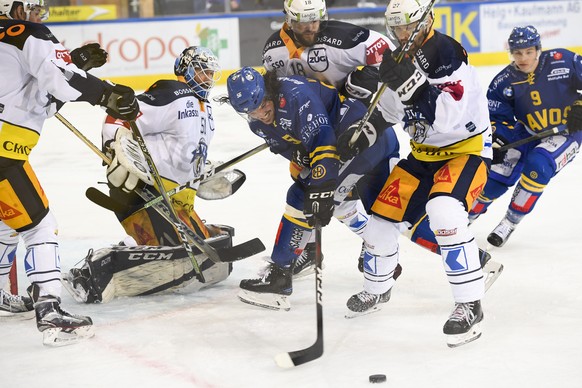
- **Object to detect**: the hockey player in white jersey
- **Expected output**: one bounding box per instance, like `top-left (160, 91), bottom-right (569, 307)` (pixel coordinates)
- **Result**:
top-left (0, 0), bottom-right (139, 345)
top-left (358, 0), bottom-right (492, 347)
top-left (62, 47), bottom-right (245, 304)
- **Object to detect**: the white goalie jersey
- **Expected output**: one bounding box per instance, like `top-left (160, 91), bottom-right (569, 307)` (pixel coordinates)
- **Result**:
top-left (102, 79), bottom-right (215, 190)
top-left (262, 20), bottom-right (395, 89)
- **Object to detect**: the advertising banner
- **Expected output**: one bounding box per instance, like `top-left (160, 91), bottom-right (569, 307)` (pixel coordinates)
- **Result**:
top-left (50, 18), bottom-right (240, 80)
top-left (479, 0), bottom-right (582, 52)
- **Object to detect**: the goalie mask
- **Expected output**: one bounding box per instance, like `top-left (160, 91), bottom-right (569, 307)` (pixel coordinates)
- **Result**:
top-left (0, 0), bottom-right (49, 21)
top-left (174, 46), bottom-right (221, 101)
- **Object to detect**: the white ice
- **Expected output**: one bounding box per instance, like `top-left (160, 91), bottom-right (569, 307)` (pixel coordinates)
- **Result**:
top-left (2, 66), bottom-right (581, 388)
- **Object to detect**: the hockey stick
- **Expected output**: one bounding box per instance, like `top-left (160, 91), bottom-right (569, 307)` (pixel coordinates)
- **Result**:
top-left (55, 113), bottom-right (224, 268)
top-left (274, 220), bottom-right (324, 368)
top-left (127, 120), bottom-right (217, 278)
top-left (140, 143), bottom-right (267, 210)
top-left (348, 0), bottom-right (438, 147)
top-left (56, 113), bottom-right (265, 264)
top-left (497, 125), bottom-right (567, 152)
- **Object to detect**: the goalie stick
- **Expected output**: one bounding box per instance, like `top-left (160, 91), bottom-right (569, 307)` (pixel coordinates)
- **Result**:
top-left (54, 113), bottom-right (264, 266)
top-left (85, 187), bottom-right (265, 262)
top-left (274, 220), bottom-right (324, 368)
top-left (142, 143), bottom-right (267, 209)
top-left (347, 0), bottom-right (438, 147)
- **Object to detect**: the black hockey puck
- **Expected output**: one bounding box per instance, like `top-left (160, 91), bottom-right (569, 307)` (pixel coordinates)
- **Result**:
top-left (369, 374), bottom-right (387, 383)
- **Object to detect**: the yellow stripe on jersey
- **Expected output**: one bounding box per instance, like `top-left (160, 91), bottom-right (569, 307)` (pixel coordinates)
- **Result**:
top-left (0, 121), bottom-right (40, 160)
top-left (519, 174), bottom-right (546, 193)
top-left (310, 145), bottom-right (338, 164)
top-left (410, 133), bottom-right (484, 162)
top-left (283, 213), bottom-right (310, 229)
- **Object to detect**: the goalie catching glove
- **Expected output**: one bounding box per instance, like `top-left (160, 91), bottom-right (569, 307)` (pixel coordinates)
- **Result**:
top-left (106, 128), bottom-right (154, 193)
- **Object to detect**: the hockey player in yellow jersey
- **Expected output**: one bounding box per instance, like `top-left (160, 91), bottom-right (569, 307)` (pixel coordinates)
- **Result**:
top-left (0, 0), bottom-right (139, 345)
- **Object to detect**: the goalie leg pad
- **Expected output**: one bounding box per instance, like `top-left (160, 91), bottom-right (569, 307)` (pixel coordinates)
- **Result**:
top-left (64, 225), bottom-right (235, 303)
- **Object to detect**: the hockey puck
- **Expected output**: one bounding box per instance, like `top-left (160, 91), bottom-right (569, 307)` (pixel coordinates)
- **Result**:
top-left (369, 374), bottom-right (387, 383)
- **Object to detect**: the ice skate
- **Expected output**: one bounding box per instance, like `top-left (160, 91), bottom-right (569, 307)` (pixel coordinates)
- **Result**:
top-left (292, 243), bottom-right (324, 279)
top-left (479, 249), bottom-right (504, 292)
top-left (238, 262), bottom-right (292, 311)
top-left (487, 217), bottom-right (517, 248)
top-left (345, 289), bottom-right (392, 319)
top-left (443, 300), bottom-right (483, 348)
top-left (0, 289), bottom-right (34, 320)
top-left (62, 267), bottom-right (99, 303)
top-left (35, 295), bottom-right (95, 347)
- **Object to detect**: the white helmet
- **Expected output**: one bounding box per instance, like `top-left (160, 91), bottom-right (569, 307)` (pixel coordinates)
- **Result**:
top-left (284, 0), bottom-right (327, 24)
top-left (0, 0), bottom-right (48, 21)
top-left (385, 0), bottom-right (431, 27)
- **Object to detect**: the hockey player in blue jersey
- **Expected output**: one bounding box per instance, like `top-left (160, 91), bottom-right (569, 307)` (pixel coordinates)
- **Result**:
top-left (469, 25), bottom-right (582, 247)
top-left (226, 67), bottom-right (401, 311)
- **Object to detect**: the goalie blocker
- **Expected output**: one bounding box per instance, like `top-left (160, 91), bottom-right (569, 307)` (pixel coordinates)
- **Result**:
top-left (62, 225), bottom-right (235, 303)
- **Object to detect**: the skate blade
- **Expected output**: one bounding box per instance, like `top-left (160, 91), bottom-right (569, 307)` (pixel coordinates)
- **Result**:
top-left (484, 261), bottom-right (504, 292)
top-left (445, 322), bottom-right (482, 348)
top-left (61, 275), bottom-right (89, 303)
top-left (237, 290), bottom-right (291, 311)
top-left (344, 304), bottom-right (383, 319)
top-left (0, 310), bottom-right (35, 321)
top-left (42, 325), bottom-right (95, 347)
top-left (293, 263), bottom-right (325, 280)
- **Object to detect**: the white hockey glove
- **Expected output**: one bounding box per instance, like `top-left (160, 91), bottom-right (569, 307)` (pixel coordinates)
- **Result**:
top-left (106, 128), bottom-right (154, 193)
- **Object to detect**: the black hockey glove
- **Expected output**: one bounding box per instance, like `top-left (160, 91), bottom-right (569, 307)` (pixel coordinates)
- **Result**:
top-left (379, 50), bottom-right (428, 105)
top-left (304, 181), bottom-right (335, 227)
top-left (337, 121), bottom-right (378, 162)
top-left (99, 82), bottom-right (140, 121)
top-left (491, 132), bottom-right (510, 164)
top-left (292, 145), bottom-right (310, 169)
top-left (343, 66), bottom-right (380, 102)
top-left (567, 100), bottom-right (582, 134)
top-left (70, 43), bottom-right (108, 71)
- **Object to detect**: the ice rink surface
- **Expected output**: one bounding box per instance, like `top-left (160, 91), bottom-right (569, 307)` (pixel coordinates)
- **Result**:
top-left (2, 66), bottom-right (581, 388)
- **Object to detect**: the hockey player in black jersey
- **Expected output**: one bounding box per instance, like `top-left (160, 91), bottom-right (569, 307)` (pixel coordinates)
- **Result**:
top-left (0, 0), bottom-right (139, 346)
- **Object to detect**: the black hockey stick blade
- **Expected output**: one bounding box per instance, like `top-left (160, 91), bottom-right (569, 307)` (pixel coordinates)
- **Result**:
top-left (216, 238), bottom-right (265, 262)
top-left (275, 221), bottom-right (324, 368)
top-left (86, 186), bottom-right (264, 263)
top-left (86, 187), bottom-right (128, 213)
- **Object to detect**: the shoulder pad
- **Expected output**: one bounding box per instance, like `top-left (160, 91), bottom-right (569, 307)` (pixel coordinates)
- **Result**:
top-left (138, 80), bottom-right (196, 106)
top-left (0, 20), bottom-right (58, 50)
top-left (415, 31), bottom-right (467, 78)
top-left (262, 30), bottom-right (285, 56)
top-left (315, 20), bottom-right (371, 49)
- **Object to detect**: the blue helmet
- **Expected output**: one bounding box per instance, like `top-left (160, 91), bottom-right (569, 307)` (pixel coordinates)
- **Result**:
top-left (508, 25), bottom-right (541, 52)
top-left (226, 67), bottom-right (265, 114)
top-left (174, 46), bottom-right (221, 101)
